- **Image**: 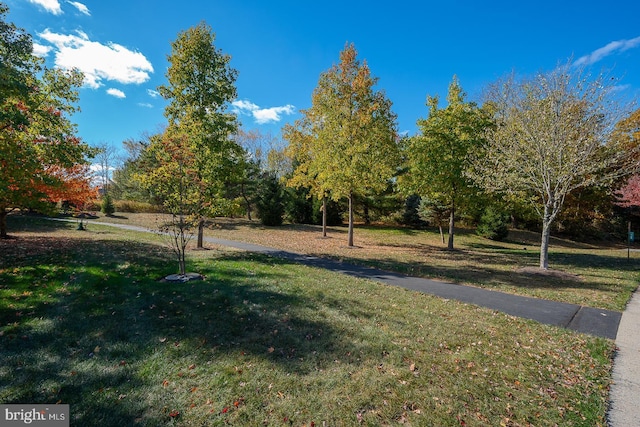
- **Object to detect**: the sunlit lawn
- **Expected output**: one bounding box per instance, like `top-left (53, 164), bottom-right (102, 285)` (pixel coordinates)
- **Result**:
top-left (0, 215), bottom-right (617, 426)
top-left (95, 214), bottom-right (640, 311)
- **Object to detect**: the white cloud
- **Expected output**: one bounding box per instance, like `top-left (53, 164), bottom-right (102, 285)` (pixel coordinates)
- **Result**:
top-left (147, 89), bottom-right (160, 98)
top-left (232, 99), bottom-right (260, 111)
top-left (138, 103), bottom-right (153, 108)
top-left (574, 36), bottom-right (640, 66)
top-left (106, 88), bottom-right (126, 98)
top-left (232, 100), bottom-right (296, 124)
top-left (32, 43), bottom-right (52, 57)
top-left (38, 29), bottom-right (154, 89)
top-left (67, 1), bottom-right (90, 15)
top-left (611, 84), bottom-right (631, 93)
top-left (28, 0), bottom-right (62, 15)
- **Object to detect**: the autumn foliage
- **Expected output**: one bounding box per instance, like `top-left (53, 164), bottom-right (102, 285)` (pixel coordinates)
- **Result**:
top-left (616, 175), bottom-right (640, 208)
top-left (1, 5), bottom-right (95, 237)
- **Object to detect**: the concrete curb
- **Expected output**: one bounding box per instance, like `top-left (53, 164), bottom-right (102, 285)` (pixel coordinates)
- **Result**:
top-left (608, 289), bottom-right (640, 426)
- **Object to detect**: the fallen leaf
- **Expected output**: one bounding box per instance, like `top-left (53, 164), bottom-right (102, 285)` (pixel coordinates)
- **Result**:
top-left (188, 364), bottom-right (196, 370)
top-left (168, 410), bottom-right (179, 418)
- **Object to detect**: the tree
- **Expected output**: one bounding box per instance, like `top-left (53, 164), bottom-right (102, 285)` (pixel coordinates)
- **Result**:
top-left (401, 76), bottom-right (492, 249)
top-left (476, 204), bottom-right (510, 241)
top-left (613, 109), bottom-right (640, 208)
top-left (283, 115), bottom-right (333, 236)
top-left (110, 135), bottom-right (161, 204)
top-left (229, 128), bottom-right (276, 220)
top-left (101, 192), bottom-right (115, 216)
top-left (418, 197), bottom-right (450, 244)
top-left (470, 63), bottom-right (635, 269)
top-left (0, 4), bottom-right (95, 237)
top-left (95, 142), bottom-right (119, 194)
top-left (157, 21), bottom-right (243, 248)
top-left (256, 173), bottom-right (285, 226)
top-left (610, 108), bottom-right (640, 165)
top-left (140, 133), bottom-right (199, 275)
top-left (284, 43), bottom-right (400, 246)
top-left (617, 175), bottom-right (640, 208)
top-left (400, 194), bottom-right (427, 228)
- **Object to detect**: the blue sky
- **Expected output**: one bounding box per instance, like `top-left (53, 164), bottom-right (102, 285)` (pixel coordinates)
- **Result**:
top-left (6, 0), bottom-right (640, 153)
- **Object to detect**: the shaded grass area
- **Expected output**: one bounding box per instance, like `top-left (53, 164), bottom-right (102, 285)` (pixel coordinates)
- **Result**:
top-left (0, 216), bottom-right (615, 425)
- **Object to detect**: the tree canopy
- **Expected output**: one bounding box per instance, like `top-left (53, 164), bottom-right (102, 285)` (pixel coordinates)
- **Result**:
top-left (284, 43), bottom-right (401, 246)
top-left (151, 21), bottom-right (245, 248)
top-left (469, 63), bottom-right (636, 269)
top-left (0, 4), bottom-right (95, 237)
top-left (401, 76), bottom-right (492, 249)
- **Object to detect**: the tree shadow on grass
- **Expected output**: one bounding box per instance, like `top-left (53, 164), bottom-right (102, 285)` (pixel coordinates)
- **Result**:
top-left (5, 213), bottom-right (77, 235)
top-left (0, 235), bottom-right (375, 426)
top-left (319, 244), bottom-right (639, 309)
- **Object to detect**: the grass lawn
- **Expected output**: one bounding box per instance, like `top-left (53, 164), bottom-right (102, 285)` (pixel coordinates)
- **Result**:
top-left (94, 213), bottom-right (640, 311)
top-left (0, 215), bottom-right (618, 426)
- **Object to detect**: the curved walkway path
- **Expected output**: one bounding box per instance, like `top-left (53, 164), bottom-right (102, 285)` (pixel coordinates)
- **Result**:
top-left (68, 219), bottom-right (636, 424)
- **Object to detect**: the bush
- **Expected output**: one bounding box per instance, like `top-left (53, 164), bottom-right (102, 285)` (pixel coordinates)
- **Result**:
top-left (476, 205), bottom-right (509, 241)
top-left (101, 193), bottom-right (115, 216)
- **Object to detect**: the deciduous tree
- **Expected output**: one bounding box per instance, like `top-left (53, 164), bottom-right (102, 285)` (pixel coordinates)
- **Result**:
top-left (401, 76), bottom-right (492, 249)
top-left (284, 43), bottom-right (400, 246)
top-left (613, 108), bottom-right (640, 209)
top-left (470, 63), bottom-right (635, 269)
top-left (617, 175), bottom-right (640, 208)
top-left (0, 4), bottom-right (95, 237)
top-left (157, 21), bottom-right (243, 248)
top-left (140, 133), bottom-right (199, 275)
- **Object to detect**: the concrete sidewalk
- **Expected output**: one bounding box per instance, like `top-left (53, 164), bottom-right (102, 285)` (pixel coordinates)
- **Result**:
top-left (608, 291), bottom-right (640, 426)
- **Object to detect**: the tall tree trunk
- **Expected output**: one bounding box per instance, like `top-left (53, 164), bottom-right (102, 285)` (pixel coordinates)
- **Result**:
top-left (322, 197), bottom-right (327, 238)
top-left (363, 202), bottom-right (370, 226)
top-left (447, 202), bottom-right (455, 250)
top-left (176, 213), bottom-right (187, 275)
top-left (241, 183), bottom-right (252, 220)
top-left (540, 205), bottom-right (552, 270)
top-left (197, 217), bottom-right (204, 249)
top-left (178, 245), bottom-right (186, 275)
top-left (348, 193), bottom-right (355, 247)
top-left (0, 210), bottom-right (7, 239)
